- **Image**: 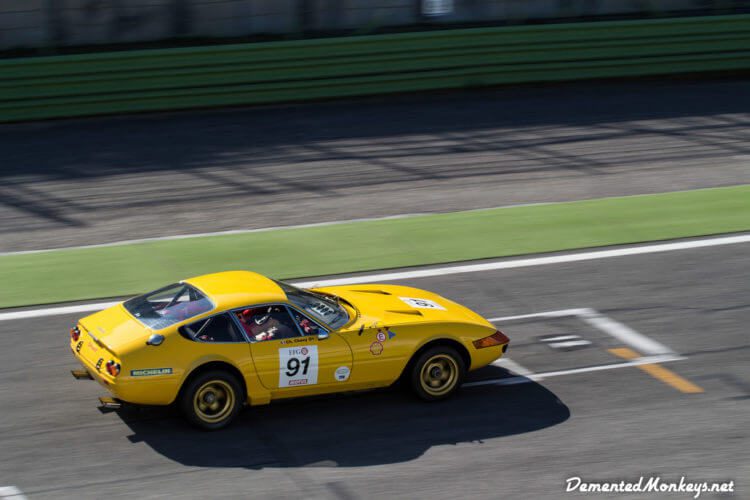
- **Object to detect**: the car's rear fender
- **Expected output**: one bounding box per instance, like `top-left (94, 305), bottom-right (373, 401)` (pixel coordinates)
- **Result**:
top-left (177, 355), bottom-right (271, 407)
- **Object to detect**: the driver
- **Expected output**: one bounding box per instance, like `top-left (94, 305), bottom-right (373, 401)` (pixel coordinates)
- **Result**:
top-left (295, 314), bottom-right (319, 335)
top-left (239, 307), bottom-right (295, 341)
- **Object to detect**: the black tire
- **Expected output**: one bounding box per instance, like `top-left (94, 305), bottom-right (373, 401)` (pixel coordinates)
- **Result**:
top-left (180, 370), bottom-right (244, 430)
top-left (410, 346), bottom-right (466, 401)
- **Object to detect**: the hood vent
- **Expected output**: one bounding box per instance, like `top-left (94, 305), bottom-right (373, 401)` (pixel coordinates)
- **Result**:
top-left (352, 289), bottom-right (392, 295)
top-left (385, 309), bottom-right (423, 316)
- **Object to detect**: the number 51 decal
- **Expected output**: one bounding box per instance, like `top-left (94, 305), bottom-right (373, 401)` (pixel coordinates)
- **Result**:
top-left (278, 345), bottom-right (318, 387)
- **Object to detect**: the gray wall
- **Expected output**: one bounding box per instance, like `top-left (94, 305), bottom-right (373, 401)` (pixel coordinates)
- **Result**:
top-left (1, 0), bottom-right (746, 50)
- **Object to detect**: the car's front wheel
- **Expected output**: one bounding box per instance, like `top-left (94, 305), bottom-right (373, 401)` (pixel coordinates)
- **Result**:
top-left (410, 346), bottom-right (465, 401)
top-left (180, 370), bottom-right (243, 430)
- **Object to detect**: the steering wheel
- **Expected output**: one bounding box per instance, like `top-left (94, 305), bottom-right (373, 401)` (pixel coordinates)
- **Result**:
top-left (253, 306), bottom-right (273, 325)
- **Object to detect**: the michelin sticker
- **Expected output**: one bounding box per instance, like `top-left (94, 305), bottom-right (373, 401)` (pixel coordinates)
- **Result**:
top-left (399, 297), bottom-right (446, 310)
top-left (335, 366), bottom-right (351, 382)
top-left (131, 368), bottom-right (173, 377)
top-left (279, 345), bottom-right (318, 387)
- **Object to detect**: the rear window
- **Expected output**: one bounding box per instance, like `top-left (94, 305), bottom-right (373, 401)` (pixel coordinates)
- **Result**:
top-left (124, 283), bottom-right (214, 330)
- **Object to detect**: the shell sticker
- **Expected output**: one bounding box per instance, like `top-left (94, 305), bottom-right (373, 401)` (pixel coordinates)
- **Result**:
top-left (370, 341), bottom-right (384, 356)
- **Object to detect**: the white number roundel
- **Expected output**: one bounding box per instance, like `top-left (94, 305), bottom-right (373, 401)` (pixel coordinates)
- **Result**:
top-left (399, 297), bottom-right (446, 310)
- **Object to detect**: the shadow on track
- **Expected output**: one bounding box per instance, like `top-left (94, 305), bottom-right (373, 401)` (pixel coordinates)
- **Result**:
top-left (119, 367), bottom-right (569, 468)
top-left (2, 78), bottom-right (749, 241)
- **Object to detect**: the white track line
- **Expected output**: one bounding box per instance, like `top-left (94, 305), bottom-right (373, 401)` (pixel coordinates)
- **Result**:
top-left (485, 307), bottom-right (680, 385)
top-left (296, 234), bottom-right (750, 288)
top-left (540, 335), bottom-right (581, 342)
top-left (577, 308), bottom-right (674, 356)
top-left (0, 301), bottom-right (121, 322)
top-left (488, 308), bottom-right (676, 357)
top-left (0, 203), bottom-right (563, 257)
top-left (2, 186), bottom-right (733, 257)
top-left (0, 486), bottom-right (27, 500)
top-left (464, 354), bottom-right (685, 387)
top-left (1, 233), bottom-right (748, 322)
top-left (546, 340), bottom-right (592, 349)
top-left (491, 357), bottom-right (535, 377)
top-left (0, 212), bottom-right (434, 257)
top-left (486, 308), bottom-right (590, 322)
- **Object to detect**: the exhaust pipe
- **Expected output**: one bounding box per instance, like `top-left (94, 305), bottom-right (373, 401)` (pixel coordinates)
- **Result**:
top-left (71, 369), bottom-right (93, 380)
top-left (98, 397), bottom-right (122, 411)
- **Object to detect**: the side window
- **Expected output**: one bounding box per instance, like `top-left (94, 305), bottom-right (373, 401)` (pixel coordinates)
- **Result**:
top-left (182, 314), bottom-right (243, 343)
top-left (235, 305), bottom-right (300, 342)
top-left (290, 309), bottom-right (326, 337)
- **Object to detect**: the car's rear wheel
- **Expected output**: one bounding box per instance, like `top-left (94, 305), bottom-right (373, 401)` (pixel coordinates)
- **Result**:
top-left (410, 346), bottom-right (465, 401)
top-left (180, 370), bottom-right (243, 430)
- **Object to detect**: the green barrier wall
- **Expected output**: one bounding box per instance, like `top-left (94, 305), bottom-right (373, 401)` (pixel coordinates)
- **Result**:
top-left (1, 15), bottom-right (749, 122)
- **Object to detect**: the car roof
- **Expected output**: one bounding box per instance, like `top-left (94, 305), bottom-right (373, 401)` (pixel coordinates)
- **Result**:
top-left (183, 270), bottom-right (287, 311)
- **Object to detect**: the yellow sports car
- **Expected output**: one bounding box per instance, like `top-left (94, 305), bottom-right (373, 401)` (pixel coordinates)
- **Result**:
top-left (69, 271), bottom-right (510, 429)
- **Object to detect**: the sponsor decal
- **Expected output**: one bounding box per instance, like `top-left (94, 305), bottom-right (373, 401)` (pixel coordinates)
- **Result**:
top-left (387, 329), bottom-right (397, 340)
top-left (280, 337), bottom-right (314, 345)
top-left (279, 345), bottom-right (319, 387)
top-left (335, 366), bottom-right (351, 382)
top-left (376, 331), bottom-right (386, 342)
top-left (131, 367), bottom-right (173, 377)
top-left (370, 341), bottom-right (384, 356)
top-left (399, 297), bottom-right (446, 310)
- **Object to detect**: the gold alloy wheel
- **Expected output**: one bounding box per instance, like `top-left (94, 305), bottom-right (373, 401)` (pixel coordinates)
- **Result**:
top-left (193, 380), bottom-right (235, 424)
top-left (419, 354), bottom-right (459, 396)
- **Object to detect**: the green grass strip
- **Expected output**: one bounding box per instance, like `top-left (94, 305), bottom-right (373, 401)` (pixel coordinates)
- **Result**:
top-left (1, 185), bottom-right (749, 308)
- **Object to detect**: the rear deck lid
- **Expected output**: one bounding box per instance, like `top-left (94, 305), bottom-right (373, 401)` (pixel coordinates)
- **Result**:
top-left (79, 304), bottom-right (148, 357)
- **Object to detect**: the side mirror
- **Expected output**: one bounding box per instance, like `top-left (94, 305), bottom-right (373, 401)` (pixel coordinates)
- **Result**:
top-left (318, 331), bottom-right (329, 341)
top-left (146, 334), bottom-right (165, 346)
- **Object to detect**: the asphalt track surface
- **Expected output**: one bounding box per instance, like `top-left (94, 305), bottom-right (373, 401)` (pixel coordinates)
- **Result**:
top-left (1, 78), bottom-right (750, 252)
top-left (0, 241), bottom-right (748, 499)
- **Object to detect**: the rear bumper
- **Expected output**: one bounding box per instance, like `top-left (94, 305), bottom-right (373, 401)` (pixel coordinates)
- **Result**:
top-left (70, 345), bottom-right (177, 405)
top-left (71, 344), bottom-right (115, 389)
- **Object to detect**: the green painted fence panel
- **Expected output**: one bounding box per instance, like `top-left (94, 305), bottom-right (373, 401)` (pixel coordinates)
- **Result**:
top-left (1, 14), bottom-right (749, 122)
top-left (5, 35), bottom-right (748, 102)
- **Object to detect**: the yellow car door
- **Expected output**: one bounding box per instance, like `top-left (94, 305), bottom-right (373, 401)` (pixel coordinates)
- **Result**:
top-left (242, 305), bottom-right (353, 398)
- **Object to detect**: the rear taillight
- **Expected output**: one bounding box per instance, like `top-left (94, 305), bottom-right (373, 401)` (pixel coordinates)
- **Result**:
top-left (70, 326), bottom-right (81, 342)
top-left (473, 330), bottom-right (510, 349)
top-left (105, 360), bottom-right (121, 377)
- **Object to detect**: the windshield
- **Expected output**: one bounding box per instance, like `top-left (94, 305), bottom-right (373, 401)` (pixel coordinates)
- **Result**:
top-left (275, 280), bottom-right (350, 330)
top-left (124, 283), bottom-right (214, 330)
